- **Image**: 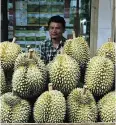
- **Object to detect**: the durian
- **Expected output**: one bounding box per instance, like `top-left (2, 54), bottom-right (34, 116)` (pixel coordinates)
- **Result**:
top-left (98, 91), bottom-right (116, 122)
top-left (48, 53), bottom-right (80, 96)
top-left (96, 38), bottom-right (115, 64)
top-left (0, 92), bottom-right (31, 123)
top-left (0, 66), bottom-right (7, 95)
top-left (63, 31), bottom-right (90, 68)
top-left (67, 86), bottom-right (98, 123)
top-left (33, 83), bottom-right (66, 123)
top-left (85, 56), bottom-right (114, 97)
top-left (0, 37), bottom-right (22, 70)
top-left (14, 49), bottom-right (46, 75)
top-left (12, 49), bottom-right (47, 98)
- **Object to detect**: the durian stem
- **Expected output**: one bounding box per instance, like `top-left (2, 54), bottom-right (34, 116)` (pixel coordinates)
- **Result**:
top-left (12, 91), bottom-right (16, 96)
top-left (12, 37), bottom-right (16, 43)
top-left (28, 49), bottom-right (34, 59)
top-left (72, 30), bottom-right (76, 39)
top-left (59, 46), bottom-right (64, 54)
top-left (83, 85), bottom-right (87, 95)
top-left (49, 83), bottom-right (53, 91)
top-left (27, 45), bottom-right (31, 52)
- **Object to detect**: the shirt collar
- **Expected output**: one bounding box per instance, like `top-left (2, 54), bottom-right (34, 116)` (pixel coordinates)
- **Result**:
top-left (48, 36), bottom-right (66, 47)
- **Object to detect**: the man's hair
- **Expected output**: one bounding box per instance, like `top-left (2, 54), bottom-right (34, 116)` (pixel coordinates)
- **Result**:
top-left (48, 15), bottom-right (66, 29)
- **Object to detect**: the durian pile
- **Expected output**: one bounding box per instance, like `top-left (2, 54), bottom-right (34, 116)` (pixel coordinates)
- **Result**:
top-left (0, 35), bottom-right (115, 123)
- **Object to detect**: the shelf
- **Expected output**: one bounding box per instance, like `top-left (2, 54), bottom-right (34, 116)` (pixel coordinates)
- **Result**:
top-left (28, 1), bottom-right (64, 6)
top-left (15, 25), bottom-right (75, 30)
top-left (0, 123), bottom-right (115, 125)
top-left (15, 25), bottom-right (48, 27)
top-left (40, 2), bottom-right (64, 5)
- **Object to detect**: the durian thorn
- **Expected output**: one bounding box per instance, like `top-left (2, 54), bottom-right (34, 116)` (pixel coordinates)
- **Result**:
top-left (27, 45), bottom-right (31, 51)
top-left (28, 49), bottom-right (34, 59)
top-left (83, 85), bottom-right (87, 95)
top-left (72, 30), bottom-right (76, 39)
top-left (12, 37), bottom-right (16, 43)
top-left (49, 83), bottom-right (53, 91)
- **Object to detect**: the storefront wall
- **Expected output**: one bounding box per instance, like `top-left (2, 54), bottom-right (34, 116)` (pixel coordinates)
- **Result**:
top-left (6, 0), bottom-right (91, 52)
top-left (97, 0), bottom-right (113, 49)
top-left (2, 0), bottom-right (115, 55)
top-left (90, 0), bottom-right (115, 57)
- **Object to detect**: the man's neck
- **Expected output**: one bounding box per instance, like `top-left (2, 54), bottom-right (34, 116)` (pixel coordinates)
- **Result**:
top-left (52, 37), bottom-right (62, 48)
top-left (52, 37), bottom-right (62, 44)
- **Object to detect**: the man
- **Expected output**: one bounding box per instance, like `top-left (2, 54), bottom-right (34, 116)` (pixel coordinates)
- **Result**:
top-left (39, 15), bottom-right (66, 64)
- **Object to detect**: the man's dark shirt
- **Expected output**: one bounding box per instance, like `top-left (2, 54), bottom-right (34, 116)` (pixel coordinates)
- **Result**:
top-left (39, 37), bottom-right (66, 64)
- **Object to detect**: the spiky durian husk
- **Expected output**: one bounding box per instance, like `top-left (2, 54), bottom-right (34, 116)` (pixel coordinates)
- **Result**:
top-left (33, 90), bottom-right (66, 123)
top-left (48, 54), bottom-right (80, 97)
top-left (0, 92), bottom-right (31, 123)
top-left (12, 63), bottom-right (47, 98)
top-left (0, 66), bottom-right (13, 95)
top-left (85, 56), bottom-right (114, 97)
top-left (96, 41), bottom-right (115, 64)
top-left (0, 66), bottom-right (7, 95)
top-left (63, 37), bottom-right (90, 68)
top-left (0, 42), bottom-right (21, 70)
top-left (67, 88), bottom-right (98, 123)
top-left (13, 51), bottom-right (47, 98)
top-left (14, 52), bottom-right (37, 70)
top-left (14, 52), bottom-right (47, 81)
top-left (98, 91), bottom-right (116, 122)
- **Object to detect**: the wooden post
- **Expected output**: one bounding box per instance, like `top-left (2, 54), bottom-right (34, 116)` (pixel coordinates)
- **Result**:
top-left (64, 0), bottom-right (71, 18)
top-left (73, 0), bottom-right (80, 37)
top-left (111, 0), bottom-right (115, 42)
top-left (115, 0), bottom-right (116, 42)
top-left (90, 0), bottom-right (99, 57)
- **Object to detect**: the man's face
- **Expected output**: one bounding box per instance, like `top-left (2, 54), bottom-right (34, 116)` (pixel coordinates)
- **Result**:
top-left (49, 22), bottom-right (64, 39)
